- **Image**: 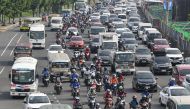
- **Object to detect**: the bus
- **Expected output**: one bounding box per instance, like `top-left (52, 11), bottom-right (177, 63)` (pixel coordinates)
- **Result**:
top-left (20, 17), bottom-right (42, 32)
top-left (29, 23), bottom-right (46, 48)
top-left (10, 57), bottom-right (38, 97)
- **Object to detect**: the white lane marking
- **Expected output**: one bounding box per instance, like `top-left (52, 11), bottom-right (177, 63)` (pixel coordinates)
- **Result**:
top-left (1, 33), bottom-right (18, 56)
top-left (0, 67), bottom-right (5, 75)
top-left (9, 34), bottom-right (24, 56)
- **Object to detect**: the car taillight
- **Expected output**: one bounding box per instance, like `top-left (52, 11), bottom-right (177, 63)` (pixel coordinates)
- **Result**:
top-left (11, 83), bottom-right (16, 87)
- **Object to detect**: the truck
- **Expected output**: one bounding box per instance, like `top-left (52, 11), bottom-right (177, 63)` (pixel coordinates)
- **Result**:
top-left (99, 32), bottom-right (119, 52)
top-left (29, 23), bottom-right (46, 48)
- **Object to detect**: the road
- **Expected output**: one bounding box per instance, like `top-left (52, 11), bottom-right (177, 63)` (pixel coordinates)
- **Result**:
top-left (0, 24), bottom-right (172, 109)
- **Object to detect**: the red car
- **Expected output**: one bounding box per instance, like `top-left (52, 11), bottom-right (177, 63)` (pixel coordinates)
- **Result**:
top-left (173, 64), bottom-right (190, 85)
top-left (151, 38), bottom-right (170, 54)
top-left (66, 36), bottom-right (84, 49)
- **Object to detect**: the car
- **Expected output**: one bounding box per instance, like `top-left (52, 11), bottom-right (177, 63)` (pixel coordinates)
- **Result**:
top-left (98, 49), bottom-right (113, 66)
top-left (120, 32), bottom-right (135, 40)
top-left (132, 71), bottom-right (158, 92)
top-left (184, 57), bottom-right (190, 64)
top-left (112, 21), bottom-right (126, 29)
top-left (118, 14), bottom-right (127, 24)
top-left (182, 74), bottom-right (190, 91)
top-left (89, 37), bottom-right (100, 54)
top-left (127, 17), bottom-right (140, 29)
top-left (142, 28), bottom-right (157, 44)
top-left (138, 23), bottom-right (152, 39)
top-left (112, 18), bottom-right (123, 23)
top-left (47, 44), bottom-right (64, 58)
top-left (115, 28), bottom-right (131, 37)
top-left (135, 46), bottom-right (152, 65)
top-left (114, 7), bottom-right (123, 15)
top-left (166, 96), bottom-right (190, 109)
top-left (146, 30), bottom-right (162, 48)
top-left (165, 48), bottom-right (184, 65)
top-left (109, 14), bottom-right (118, 22)
top-left (173, 64), bottom-right (190, 85)
top-left (159, 86), bottom-right (190, 106)
top-left (121, 38), bottom-right (138, 48)
top-left (100, 14), bottom-right (109, 24)
top-left (89, 26), bottom-right (106, 40)
top-left (151, 38), bottom-right (170, 55)
top-left (89, 17), bottom-right (101, 26)
top-left (150, 56), bottom-right (173, 75)
top-left (66, 27), bottom-right (79, 36)
top-left (23, 92), bottom-right (51, 109)
top-left (66, 36), bottom-right (84, 49)
top-left (131, 22), bottom-right (139, 34)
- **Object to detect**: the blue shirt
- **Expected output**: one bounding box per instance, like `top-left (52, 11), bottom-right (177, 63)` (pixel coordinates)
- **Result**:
top-left (71, 82), bottom-right (80, 88)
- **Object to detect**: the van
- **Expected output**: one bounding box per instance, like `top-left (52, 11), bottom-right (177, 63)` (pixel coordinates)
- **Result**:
top-left (50, 17), bottom-right (63, 30)
top-left (146, 30), bottom-right (162, 48)
top-left (138, 23), bottom-right (152, 39)
top-left (48, 52), bottom-right (71, 82)
top-left (14, 43), bottom-right (32, 60)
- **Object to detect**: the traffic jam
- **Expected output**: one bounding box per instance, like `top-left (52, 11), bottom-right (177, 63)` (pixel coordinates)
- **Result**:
top-left (7, 0), bottom-right (190, 109)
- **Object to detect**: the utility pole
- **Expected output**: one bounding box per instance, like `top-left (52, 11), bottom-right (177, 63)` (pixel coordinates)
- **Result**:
top-left (165, 0), bottom-right (169, 25)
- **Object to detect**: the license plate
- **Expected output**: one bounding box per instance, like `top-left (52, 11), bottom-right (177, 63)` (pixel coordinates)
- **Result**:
top-left (20, 93), bottom-right (26, 96)
top-left (145, 86), bottom-right (150, 89)
top-left (142, 60), bottom-right (146, 63)
top-left (161, 69), bottom-right (166, 72)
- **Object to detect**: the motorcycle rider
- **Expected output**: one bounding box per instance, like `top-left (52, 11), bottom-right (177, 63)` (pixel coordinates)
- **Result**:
top-left (73, 97), bottom-right (83, 109)
top-left (139, 95), bottom-right (148, 108)
top-left (117, 72), bottom-right (124, 83)
top-left (142, 87), bottom-right (150, 97)
top-left (129, 95), bottom-right (139, 109)
top-left (110, 74), bottom-right (118, 89)
top-left (103, 75), bottom-right (110, 91)
top-left (117, 86), bottom-right (126, 98)
top-left (95, 71), bottom-right (102, 80)
top-left (168, 77), bottom-right (176, 87)
top-left (70, 78), bottom-right (80, 89)
top-left (42, 68), bottom-right (49, 82)
top-left (90, 63), bottom-right (96, 71)
top-left (54, 80), bottom-right (62, 92)
top-left (70, 69), bottom-right (79, 83)
top-left (80, 60), bottom-right (86, 78)
top-left (104, 89), bottom-right (113, 106)
top-left (87, 87), bottom-right (96, 100)
top-left (84, 46), bottom-right (91, 60)
top-left (92, 54), bottom-right (98, 63)
top-left (96, 57), bottom-right (102, 66)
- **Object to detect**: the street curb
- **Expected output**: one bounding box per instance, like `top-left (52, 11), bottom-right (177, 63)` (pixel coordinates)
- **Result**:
top-left (0, 22), bottom-right (19, 32)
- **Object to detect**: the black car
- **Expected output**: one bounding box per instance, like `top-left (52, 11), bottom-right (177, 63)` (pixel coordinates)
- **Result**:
top-left (132, 71), bottom-right (158, 92)
top-left (98, 49), bottom-right (113, 66)
top-left (150, 56), bottom-right (173, 75)
top-left (89, 37), bottom-right (100, 54)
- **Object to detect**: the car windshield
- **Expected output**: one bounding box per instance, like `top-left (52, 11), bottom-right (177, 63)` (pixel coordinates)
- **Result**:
top-left (116, 29), bottom-right (131, 34)
top-left (177, 105), bottom-right (190, 109)
top-left (51, 19), bottom-right (61, 24)
top-left (185, 58), bottom-right (190, 64)
top-left (102, 42), bottom-right (117, 50)
top-left (115, 53), bottom-right (135, 62)
top-left (113, 18), bottom-right (122, 22)
top-left (12, 70), bottom-right (34, 84)
top-left (147, 33), bottom-right (162, 41)
top-left (92, 38), bottom-right (99, 42)
top-left (71, 37), bottom-right (82, 41)
top-left (180, 69), bottom-right (190, 76)
top-left (140, 26), bottom-right (151, 31)
top-left (91, 28), bottom-right (105, 35)
top-left (136, 48), bottom-right (150, 55)
top-left (167, 49), bottom-right (181, 54)
top-left (115, 23), bottom-right (125, 28)
top-left (155, 57), bottom-right (170, 64)
top-left (100, 16), bottom-right (108, 20)
top-left (110, 15), bottom-right (117, 19)
top-left (15, 46), bottom-right (31, 53)
top-left (129, 18), bottom-right (140, 22)
top-left (170, 88), bottom-right (190, 96)
top-left (29, 96), bottom-right (49, 103)
top-left (137, 73), bottom-right (153, 79)
top-left (52, 62), bottom-right (69, 68)
top-left (98, 51), bottom-right (110, 56)
top-left (121, 33), bottom-right (135, 38)
top-left (49, 46), bottom-right (62, 51)
top-left (118, 15), bottom-right (126, 19)
top-left (154, 40), bottom-right (168, 45)
top-left (186, 76), bottom-right (190, 83)
top-left (123, 39), bottom-right (136, 44)
top-left (30, 31), bottom-right (44, 39)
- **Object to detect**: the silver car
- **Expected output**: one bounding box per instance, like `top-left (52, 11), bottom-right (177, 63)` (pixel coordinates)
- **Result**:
top-left (135, 46), bottom-right (152, 65)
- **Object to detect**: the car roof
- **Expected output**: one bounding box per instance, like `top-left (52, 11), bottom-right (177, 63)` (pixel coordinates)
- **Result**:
top-left (165, 48), bottom-right (179, 51)
top-left (169, 96), bottom-right (190, 105)
top-left (154, 38), bottom-right (167, 41)
top-left (176, 64), bottom-right (190, 70)
top-left (29, 92), bottom-right (48, 97)
top-left (164, 86), bottom-right (186, 90)
top-left (154, 56), bottom-right (169, 60)
top-left (136, 71), bottom-right (152, 74)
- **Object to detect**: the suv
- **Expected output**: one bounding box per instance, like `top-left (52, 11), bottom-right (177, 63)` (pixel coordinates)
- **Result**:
top-left (113, 51), bottom-right (135, 75)
top-left (173, 64), bottom-right (190, 85)
top-left (151, 56), bottom-right (172, 75)
top-left (165, 48), bottom-right (184, 65)
top-left (166, 96), bottom-right (190, 109)
top-left (146, 30), bottom-right (162, 48)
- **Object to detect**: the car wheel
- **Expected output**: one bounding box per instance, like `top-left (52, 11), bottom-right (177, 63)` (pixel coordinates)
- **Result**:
top-left (159, 98), bottom-right (164, 106)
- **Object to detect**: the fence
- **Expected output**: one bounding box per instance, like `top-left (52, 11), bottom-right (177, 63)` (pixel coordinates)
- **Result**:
top-left (144, 8), bottom-right (190, 56)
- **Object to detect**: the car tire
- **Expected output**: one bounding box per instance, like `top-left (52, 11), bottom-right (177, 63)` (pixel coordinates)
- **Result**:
top-left (159, 98), bottom-right (164, 106)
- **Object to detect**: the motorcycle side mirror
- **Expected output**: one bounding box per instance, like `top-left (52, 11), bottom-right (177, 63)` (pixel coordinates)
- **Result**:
top-left (36, 74), bottom-right (39, 79)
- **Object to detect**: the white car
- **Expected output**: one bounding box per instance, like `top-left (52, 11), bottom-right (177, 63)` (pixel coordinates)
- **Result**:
top-left (47, 44), bottom-right (64, 59)
top-left (165, 48), bottom-right (184, 64)
top-left (159, 86), bottom-right (190, 105)
top-left (66, 27), bottom-right (79, 36)
top-left (182, 74), bottom-right (190, 91)
top-left (24, 92), bottom-right (51, 109)
top-left (118, 14), bottom-right (127, 24)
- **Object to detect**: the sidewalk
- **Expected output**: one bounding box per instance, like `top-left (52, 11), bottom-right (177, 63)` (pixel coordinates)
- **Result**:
top-left (0, 18), bottom-right (19, 32)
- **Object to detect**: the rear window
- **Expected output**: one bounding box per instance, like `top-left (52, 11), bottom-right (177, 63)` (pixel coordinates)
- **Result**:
top-left (179, 69), bottom-right (190, 76)
top-left (118, 15), bottom-right (126, 19)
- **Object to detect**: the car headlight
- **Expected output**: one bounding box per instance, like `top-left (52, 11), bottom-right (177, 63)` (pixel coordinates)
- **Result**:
top-left (153, 80), bottom-right (157, 84)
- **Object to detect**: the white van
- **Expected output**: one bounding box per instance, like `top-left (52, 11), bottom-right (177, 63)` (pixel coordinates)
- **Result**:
top-left (138, 23), bottom-right (152, 39)
top-left (29, 23), bottom-right (46, 48)
top-left (50, 17), bottom-right (63, 30)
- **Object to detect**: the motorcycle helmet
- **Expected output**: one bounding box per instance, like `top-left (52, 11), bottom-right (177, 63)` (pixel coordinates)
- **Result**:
top-left (107, 89), bottom-right (111, 92)
top-left (132, 95), bottom-right (137, 99)
top-left (95, 103), bottom-right (100, 108)
top-left (94, 54), bottom-right (97, 57)
top-left (71, 69), bottom-right (76, 73)
top-left (119, 86), bottom-right (123, 90)
top-left (170, 77), bottom-right (175, 81)
top-left (142, 95), bottom-right (146, 99)
top-left (74, 78), bottom-right (78, 82)
top-left (86, 45), bottom-right (89, 48)
top-left (75, 97), bottom-right (80, 102)
top-left (113, 74), bottom-right (116, 77)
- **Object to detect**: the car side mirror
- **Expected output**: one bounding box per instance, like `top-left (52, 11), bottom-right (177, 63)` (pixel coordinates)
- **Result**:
top-left (45, 34), bottom-right (47, 37)
top-left (155, 77), bottom-right (159, 80)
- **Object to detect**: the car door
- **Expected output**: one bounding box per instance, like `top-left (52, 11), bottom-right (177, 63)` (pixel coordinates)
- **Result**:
top-left (163, 88), bottom-right (170, 104)
top-left (160, 87), bottom-right (167, 104)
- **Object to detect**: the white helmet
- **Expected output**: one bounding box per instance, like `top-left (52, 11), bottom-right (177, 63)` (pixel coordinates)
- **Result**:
top-left (170, 77), bottom-right (175, 81)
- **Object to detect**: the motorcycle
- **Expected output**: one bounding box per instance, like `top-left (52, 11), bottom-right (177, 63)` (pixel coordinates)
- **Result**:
top-left (56, 37), bottom-right (62, 45)
top-left (145, 94), bottom-right (152, 109)
top-left (80, 66), bottom-right (86, 78)
top-left (96, 79), bottom-right (102, 92)
top-left (140, 102), bottom-right (149, 109)
top-left (42, 76), bottom-right (49, 87)
top-left (54, 83), bottom-right (62, 95)
top-left (112, 84), bottom-right (117, 96)
top-left (88, 96), bottom-right (96, 109)
top-left (84, 73), bottom-right (91, 86)
top-left (115, 96), bottom-right (126, 109)
top-left (72, 87), bottom-right (80, 98)
top-left (73, 103), bottom-right (83, 109)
